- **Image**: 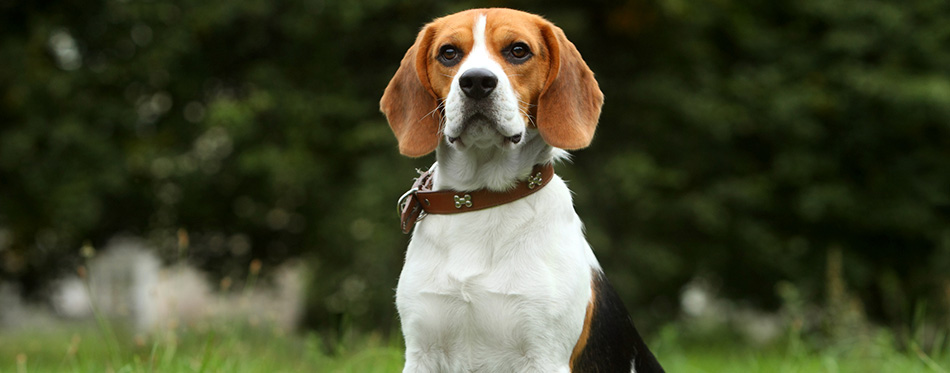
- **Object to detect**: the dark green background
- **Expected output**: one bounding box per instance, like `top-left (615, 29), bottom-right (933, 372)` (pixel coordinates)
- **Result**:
top-left (2, 0), bottom-right (949, 334)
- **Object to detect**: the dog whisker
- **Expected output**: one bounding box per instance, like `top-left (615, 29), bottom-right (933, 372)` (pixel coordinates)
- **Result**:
top-left (519, 108), bottom-right (537, 127)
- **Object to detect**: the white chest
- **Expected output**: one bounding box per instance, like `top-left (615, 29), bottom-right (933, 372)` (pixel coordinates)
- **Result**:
top-left (396, 177), bottom-right (599, 372)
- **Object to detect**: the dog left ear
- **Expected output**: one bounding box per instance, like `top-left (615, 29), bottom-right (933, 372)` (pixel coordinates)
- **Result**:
top-left (536, 23), bottom-right (604, 150)
top-left (380, 25), bottom-right (441, 157)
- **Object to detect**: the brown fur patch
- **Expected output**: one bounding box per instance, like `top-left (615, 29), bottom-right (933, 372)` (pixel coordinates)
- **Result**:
top-left (569, 278), bottom-right (596, 369)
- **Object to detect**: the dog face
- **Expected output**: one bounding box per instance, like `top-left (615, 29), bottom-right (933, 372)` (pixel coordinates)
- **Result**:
top-left (381, 8), bottom-right (604, 157)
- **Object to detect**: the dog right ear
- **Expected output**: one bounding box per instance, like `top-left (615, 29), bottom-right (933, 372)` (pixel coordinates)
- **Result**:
top-left (380, 25), bottom-right (441, 157)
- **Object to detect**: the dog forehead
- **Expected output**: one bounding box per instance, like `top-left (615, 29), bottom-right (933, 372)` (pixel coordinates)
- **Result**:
top-left (483, 9), bottom-right (546, 34)
top-left (429, 8), bottom-right (544, 50)
top-left (429, 16), bottom-right (474, 48)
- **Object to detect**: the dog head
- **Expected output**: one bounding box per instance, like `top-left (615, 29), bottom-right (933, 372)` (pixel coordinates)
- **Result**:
top-left (380, 8), bottom-right (603, 158)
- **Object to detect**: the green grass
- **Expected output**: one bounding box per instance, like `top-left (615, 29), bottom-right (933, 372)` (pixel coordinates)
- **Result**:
top-left (2, 321), bottom-right (948, 372)
top-left (1, 321), bottom-right (402, 373)
top-left (652, 326), bottom-right (950, 373)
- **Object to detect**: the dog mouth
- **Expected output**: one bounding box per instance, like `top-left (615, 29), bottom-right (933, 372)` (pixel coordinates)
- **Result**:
top-left (446, 113), bottom-right (523, 145)
top-left (447, 133), bottom-right (521, 145)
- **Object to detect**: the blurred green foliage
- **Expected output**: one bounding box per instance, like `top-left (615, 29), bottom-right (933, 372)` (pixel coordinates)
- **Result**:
top-left (1, 0), bottom-right (949, 333)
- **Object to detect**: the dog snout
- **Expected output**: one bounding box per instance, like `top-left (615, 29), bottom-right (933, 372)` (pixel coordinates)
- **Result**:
top-left (459, 68), bottom-right (497, 100)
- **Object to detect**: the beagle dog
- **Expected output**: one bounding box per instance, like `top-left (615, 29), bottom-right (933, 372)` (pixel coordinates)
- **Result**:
top-left (381, 8), bottom-right (664, 373)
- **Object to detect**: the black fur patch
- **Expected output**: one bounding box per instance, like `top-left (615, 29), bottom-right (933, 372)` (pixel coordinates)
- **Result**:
top-left (571, 270), bottom-right (664, 373)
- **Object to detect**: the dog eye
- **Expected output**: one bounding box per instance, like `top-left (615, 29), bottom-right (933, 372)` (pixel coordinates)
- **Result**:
top-left (438, 45), bottom-right (461, 66)
top-left (505, 42), bottom-right (532, 64)
top-left (511, 44), bottom-right (529, 58)
top-left (441, 46), bottom-right (458, 60)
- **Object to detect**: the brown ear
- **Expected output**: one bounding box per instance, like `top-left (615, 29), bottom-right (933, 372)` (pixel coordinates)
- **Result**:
top-left (380, 25), bottom-right (441, 157)
top-left (536, 24), bottom-right (604, 150)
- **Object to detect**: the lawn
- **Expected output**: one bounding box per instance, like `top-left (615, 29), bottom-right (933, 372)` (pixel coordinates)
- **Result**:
top-left (1, 322), bottom-right (402, 373)
top-left (2, 321), bottom-right (947, 372)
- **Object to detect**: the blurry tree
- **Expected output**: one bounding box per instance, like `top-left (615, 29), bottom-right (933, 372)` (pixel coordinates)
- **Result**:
top-left (1, 0), bottom-right (949, 335)
top-left (572, 0), bottom-right (950, 326)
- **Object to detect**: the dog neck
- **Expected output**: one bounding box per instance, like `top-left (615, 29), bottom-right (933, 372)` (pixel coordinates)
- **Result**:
top-left (432, 129), bottom-right (567, 192)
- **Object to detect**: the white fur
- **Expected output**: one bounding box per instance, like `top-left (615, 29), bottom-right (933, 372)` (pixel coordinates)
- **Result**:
top-left (397, 12), bottom-right (602, 372)
top-left (397, 175), bottom-right (601, 372)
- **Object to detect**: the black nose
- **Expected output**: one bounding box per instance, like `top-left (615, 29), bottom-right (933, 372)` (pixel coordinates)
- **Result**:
top-left (459, 68), bottom-right (497, 100)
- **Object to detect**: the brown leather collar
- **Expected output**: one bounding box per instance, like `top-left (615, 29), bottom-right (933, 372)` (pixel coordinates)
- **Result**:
top-left (397, 163), bottom-right (555, 234)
